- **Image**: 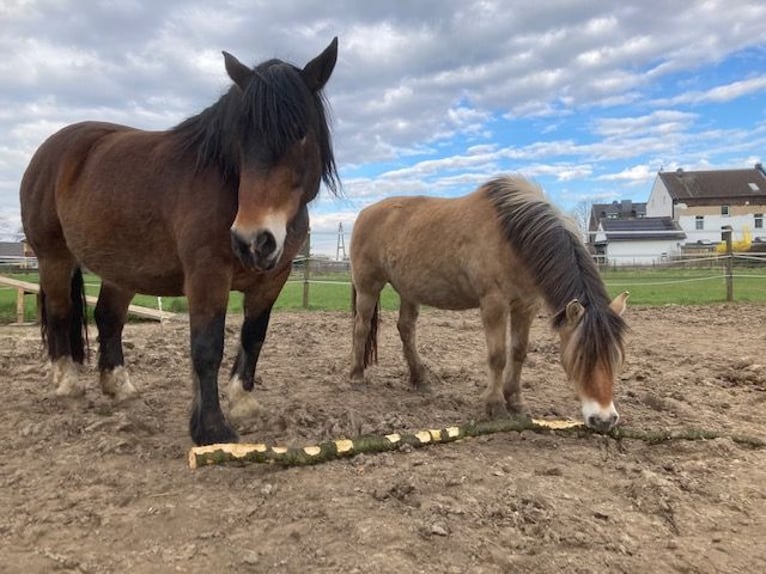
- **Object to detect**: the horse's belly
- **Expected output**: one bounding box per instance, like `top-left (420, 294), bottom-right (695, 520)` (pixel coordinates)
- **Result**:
top-left (391, 277), bottom-right (480, 310)
top-left (70, 239), bottom-right (186, 296)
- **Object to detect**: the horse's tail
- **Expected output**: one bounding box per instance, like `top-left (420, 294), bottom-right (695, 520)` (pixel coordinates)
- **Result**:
top-left (69, 267), bottom-right (89, 363)
top-left (39, 267), bottom-right (89, 362)
top-left (351, 285), bottom-right (379, 367)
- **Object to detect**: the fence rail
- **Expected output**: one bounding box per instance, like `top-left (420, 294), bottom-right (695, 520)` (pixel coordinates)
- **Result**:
top-left (2, 228), bottom-right (766, 322)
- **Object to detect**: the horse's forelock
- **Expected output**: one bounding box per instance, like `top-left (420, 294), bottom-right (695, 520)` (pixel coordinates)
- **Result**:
top-left (562, 307), bottom-right (625, 393)
top-left (171, 57), bottom-right (338, 194)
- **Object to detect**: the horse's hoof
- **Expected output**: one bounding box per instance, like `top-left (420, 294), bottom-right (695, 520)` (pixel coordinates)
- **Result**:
top-left (229, 394), bottom-right (262, 425)
top-left (54, 382), bottom-right (86, 399)
top-left (349, 373), bottom-right (367, 389)
top-left (101, 367), bottom-right (139, 402)
top-left (51, 358), bottom-right (84, 398)
top-left (485, 402), bottom-right (510, 418)
top-left (506, 401), bottom-right (530, 417)
top-left (192, 423), bottom-right (239, 446)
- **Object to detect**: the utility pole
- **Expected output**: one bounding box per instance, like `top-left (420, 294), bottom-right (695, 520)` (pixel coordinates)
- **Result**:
top-left (336, 222), bottom-right (346, 261)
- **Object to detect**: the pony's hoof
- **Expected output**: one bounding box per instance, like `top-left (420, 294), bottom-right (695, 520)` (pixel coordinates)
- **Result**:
top-left (410, 365), bottom-right (438, 392)
top-left (506, 401), bottom-right (530, 417)
top-left (485, 402), bottom-right (510, 418)
top-left (349, 373), bottom-right (367, 389)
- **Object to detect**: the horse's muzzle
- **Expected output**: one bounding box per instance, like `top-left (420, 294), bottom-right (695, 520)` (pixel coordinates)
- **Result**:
top-left (230, 229), bottom-right (279, 271)
top-left (586, 412), bottom-right (619, 433)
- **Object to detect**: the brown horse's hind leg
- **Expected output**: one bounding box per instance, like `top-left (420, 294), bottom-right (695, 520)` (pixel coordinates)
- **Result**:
top-left (38, 257), bottom-right (85, 397)
top-left (94, 281), bottom-right (138, 401)
top-left (397, 299), bottom-right (431, 389)
top-left (479, 295), bottom-right (510, 418)
top-left (349, 285), bottom-right (382, 383)
top-left (503, 301), bottom-right (536, 416)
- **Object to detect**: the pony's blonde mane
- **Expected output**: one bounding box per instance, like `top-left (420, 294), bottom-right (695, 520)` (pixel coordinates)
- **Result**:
top-left (485, 175), bottom-right (626, 383)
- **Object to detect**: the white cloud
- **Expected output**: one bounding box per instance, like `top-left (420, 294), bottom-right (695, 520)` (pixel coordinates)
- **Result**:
top-left (2, 0), bottom-right (766, 242)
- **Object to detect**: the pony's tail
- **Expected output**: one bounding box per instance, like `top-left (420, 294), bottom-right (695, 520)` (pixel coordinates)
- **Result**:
top-left (69, 267), bottom-right (89, 363)
top-left (351, 285), bottom-right (379, 367)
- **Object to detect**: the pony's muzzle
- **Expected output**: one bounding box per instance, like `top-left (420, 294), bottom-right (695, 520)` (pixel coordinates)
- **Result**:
top-left (586, 412), bottom-right (619, 433)
top-left (581, 399), bottom-right (619, 433)
top-left (230, 228), bottom-right (280, 271)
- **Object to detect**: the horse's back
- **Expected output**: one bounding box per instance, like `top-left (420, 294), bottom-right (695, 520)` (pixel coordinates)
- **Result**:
top-left (351, 191), bottom-right (515, 309)
top-left (20, 122), bottom-right (133, 251)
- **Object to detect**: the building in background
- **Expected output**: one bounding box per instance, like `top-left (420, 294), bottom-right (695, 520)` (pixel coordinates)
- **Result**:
top-left (647, 164), bottom-right (766, 245)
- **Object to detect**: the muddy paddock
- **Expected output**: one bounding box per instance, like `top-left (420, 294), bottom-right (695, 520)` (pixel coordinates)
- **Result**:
top-left (1, 304), bottom-right (765, 573)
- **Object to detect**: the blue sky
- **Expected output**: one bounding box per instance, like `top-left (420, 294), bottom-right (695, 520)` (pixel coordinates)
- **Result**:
top-left (1, 0), bottom-right (765, 255)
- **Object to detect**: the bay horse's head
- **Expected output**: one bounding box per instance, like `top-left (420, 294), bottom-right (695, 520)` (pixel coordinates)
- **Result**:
top-left (557, 291), bottom-right (629, 432)
top-left (224, 38), bottom-right (339, 270)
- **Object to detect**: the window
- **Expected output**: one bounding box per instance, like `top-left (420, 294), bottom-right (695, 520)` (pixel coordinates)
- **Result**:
top-left (721, 205), bottom-right (730, 217)
top-left (749, 182), bottom-right (760, 192)
top-left (756, 213), bottom-right (764, 229)
top-left (695, 215), bottom-right (704, 230)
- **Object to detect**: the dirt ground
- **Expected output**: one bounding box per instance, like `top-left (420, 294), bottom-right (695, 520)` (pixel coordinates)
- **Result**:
top-left (1, 303), bottom-right (765, 573)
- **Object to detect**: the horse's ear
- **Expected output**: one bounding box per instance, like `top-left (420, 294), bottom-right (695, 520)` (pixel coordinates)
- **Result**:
top-left (223, 51), bottom-right (251, 91)
top-left (610, 291), bottom-right (629, 316)
top-left (301, 36), bottom-right (338, 92)
top-left (565, 299), bottom-right (585, 325)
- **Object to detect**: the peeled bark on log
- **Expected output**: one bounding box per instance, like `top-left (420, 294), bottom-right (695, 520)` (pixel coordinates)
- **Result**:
top-left (188, 416), bottom-right (765, 469)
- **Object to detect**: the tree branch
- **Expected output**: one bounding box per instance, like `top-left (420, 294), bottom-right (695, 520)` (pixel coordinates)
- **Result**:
top-left (188, 417), bottom-right (765, 469)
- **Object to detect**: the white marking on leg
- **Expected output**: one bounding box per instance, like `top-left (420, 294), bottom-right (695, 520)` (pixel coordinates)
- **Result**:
top-left (227, 374), bottom-right (261, 422)
top-left (100, 366), bottom-right (139, 401)
top-left (51, 357), bottom-right (84, 398)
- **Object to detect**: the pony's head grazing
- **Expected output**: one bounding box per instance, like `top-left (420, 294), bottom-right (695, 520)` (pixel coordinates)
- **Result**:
top-left (555, 292), bottom-right (629, 432)
top-left (174, 37), bottom-right (339, 271)
top-left (487, 175), bottom-right (629, 431)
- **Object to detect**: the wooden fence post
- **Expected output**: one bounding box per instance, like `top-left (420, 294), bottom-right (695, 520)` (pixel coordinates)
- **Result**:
top-left (16, 288), bottom-right (25, 324)
top-left (302, 229), bottom-right (311, 309)
top-left (722, 226), bottom-right (733, 302)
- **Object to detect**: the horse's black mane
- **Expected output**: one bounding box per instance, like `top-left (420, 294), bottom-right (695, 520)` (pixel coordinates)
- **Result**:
top-left (172, 58), bottom-right (338, 194)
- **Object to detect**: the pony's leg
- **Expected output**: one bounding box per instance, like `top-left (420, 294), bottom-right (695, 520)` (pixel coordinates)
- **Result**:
top-left (94, 281), bottom-right (138, 401)
top-left (186, 273), bottom-right (237, 446)
top-left (397, 299), bottom-right (429, 389)
top-left (503, 302), bottom-right (535, 415)
top-left (479, 295), bottom-right (510, 417)
top-left (349, 287), bottom-right (382, 382)
top-left (39, 258), bottom-right (84, 397)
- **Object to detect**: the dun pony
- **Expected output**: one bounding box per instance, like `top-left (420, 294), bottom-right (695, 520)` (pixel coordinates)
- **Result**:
top-left (350, 175), bottom-right (628, 431)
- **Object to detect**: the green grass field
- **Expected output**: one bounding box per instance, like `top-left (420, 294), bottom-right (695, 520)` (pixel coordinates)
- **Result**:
top-left (2, 266), bottom-right (765, 323)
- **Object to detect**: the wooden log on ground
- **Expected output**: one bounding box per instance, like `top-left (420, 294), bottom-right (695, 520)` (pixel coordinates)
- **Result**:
top-left (188, 417), bottom-right (766, 469)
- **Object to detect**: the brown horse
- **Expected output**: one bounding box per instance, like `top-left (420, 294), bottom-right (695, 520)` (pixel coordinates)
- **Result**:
top-left (20, 38), bottom-right (339, 446)
top-left (350, 175), bottom-right (628, 432)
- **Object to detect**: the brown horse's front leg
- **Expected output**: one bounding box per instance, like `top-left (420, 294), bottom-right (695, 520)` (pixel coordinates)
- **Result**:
top-left (186, 268), bottom-right (237, 445)
top-left (189, 310), bottom-right (237, 445)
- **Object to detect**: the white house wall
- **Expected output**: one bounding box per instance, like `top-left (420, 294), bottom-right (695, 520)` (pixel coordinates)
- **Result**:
top-left (646, 179), bottom-right (672, 217)
top-left (676, 209), bottom-right (766, 244)
top-left (605, 239), bottom-right (683, 266)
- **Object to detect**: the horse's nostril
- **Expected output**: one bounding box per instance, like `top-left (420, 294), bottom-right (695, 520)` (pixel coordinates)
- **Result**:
top-left (587, 414), bottom-right (599, 429)
top-left (253, 230), bottom-right (276, 258)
